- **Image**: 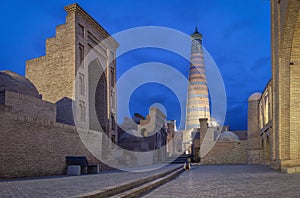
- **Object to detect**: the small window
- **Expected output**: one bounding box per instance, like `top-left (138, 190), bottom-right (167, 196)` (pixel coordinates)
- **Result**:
top-left (111, 135), bottom-right (116, 143)
top-left (111, 113), bottom-right (115, 130)
top-left (79, 74), bottom-right (85, 95)
top-left (111, 94), bottom-right (115, 109)
top-left (264, 95), bottom-right (269, 124)
top-left (259, 103), bottom-right (264, 129)
top-left (79, 44), bottom-right (84, 65)
top-left (110, 68), bottom-right (115, 87)
top-left (78, 24), bottom-right (84, 37)
top-left (79, 101), bottom-right (86, 122)
top-left (111, 135), bottom-right (116, 149)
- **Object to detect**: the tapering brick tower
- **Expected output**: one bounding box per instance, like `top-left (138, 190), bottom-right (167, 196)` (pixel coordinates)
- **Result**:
top-left (185, 27), bottom-right (210, 129)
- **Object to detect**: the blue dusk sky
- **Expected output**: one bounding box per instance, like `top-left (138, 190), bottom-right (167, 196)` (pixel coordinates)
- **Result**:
top-left (0, 0), bottom-right (271, 130)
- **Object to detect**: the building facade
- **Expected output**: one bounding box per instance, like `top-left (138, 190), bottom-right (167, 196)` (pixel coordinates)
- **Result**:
top-left (0, 71), bottom-right (106, 178)
top-left (248, 0), bottom-right (300, 173)
top-left (1, 3), bottom-right (120, 178)
top-left (191, 0), bottom-right (300, 170)
top-left (117, 107), bottom-right (168, 165)
top-left (270, 0), bottom-right (300, 173)
top-left (26, 4), bottom-right (118, 143)
top-left (167, 120), bottom-right (176, 156)
top-left (191, 118), bottom-right (248, 164)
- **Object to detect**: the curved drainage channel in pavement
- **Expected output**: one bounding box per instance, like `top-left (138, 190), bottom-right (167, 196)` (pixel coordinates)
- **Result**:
top-left (77, 166), bottom-right (185, 198)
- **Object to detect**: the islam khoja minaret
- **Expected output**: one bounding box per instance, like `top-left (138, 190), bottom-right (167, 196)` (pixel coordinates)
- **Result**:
top-left (185, 27), bottom-right (210, 129)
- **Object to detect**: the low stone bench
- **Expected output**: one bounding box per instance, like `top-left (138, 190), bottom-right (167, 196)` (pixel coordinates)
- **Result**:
top-left (67, 165), bottom-right (81, 176)
top-left (66, 156), bottom-right (100, 175)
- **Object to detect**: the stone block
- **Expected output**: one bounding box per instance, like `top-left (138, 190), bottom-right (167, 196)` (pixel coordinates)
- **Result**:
top-left (67, 165), bottom-right (81, 176)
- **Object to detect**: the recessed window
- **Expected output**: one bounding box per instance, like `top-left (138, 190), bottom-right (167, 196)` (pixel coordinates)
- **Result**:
top-left (111, 68), bottom-right (115, 87)
top-left (79, 101), bottom-right (86, 122)
top-left (264, 95), bottom-right (269, 124)
top-left (79, 74), bottom-right (85, 95)
top-left (111, 93), bottom-right (115, 109)
top-left (111, 135), bottom-right (116, 149)
top-left (111, 113), bottom-right (115, 130)
top-left (259, 103), bottom-right (264, 129)
top-left (79, 44), bottom-right (84, 65)
top-left (78, 24), bottom-right (84, 37)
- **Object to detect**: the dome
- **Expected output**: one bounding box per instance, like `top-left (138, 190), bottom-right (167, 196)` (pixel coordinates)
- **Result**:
top-left (0, 70), bottom-right (40, 98)
top-left (217, 131), bottom-right (240, 142)
top-left (248, 92), bottom-right (262, 101)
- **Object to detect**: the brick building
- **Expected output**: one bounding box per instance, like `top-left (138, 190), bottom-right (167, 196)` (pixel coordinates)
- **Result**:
top-left (199, 0), bottom-right (299, 171)
top-left (248, 0), bottom-right (300, 173)
top-left (0, 70), bottom-right (105, 178)
top-left (0, 3), bottom-right (119, 178)
top-left (118, 107), bottom-right (168, 164)
top-left (26, 3), bottom-right (118, 141)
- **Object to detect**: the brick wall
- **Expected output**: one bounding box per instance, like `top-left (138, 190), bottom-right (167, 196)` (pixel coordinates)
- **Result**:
top-left (0, 91), bottom-right (5, 104)
top-left (271, 0), bottom-right (300, 171)
top-left (25, 3), bottom-right (119, 142)
top-left (0, 109), bottom-right (108, 179)
top-left (201, 141), bottom-right (248, 165)
top-left (26, 14), bottom-right (76, 104)
top-left (56, 97), bottom-right (75, 125)
top-left (248, 150), bottom-right (263, 165)
top-left (4, 91), bottom-right (56, 121)
top-left (247, 94), bottom-right (263, 164)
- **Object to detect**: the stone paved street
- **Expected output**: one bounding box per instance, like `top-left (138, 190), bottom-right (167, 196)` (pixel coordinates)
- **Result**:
top-left (144, 165), bottom-right (300, 198)
top-left (2, 164), bottom-right (300, 197)
top-left (0, 164), bottom-right (180, 198)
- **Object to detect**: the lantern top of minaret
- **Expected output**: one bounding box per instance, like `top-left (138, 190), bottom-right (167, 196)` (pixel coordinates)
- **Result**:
top-left (191, 26), bottom-right (203, 40)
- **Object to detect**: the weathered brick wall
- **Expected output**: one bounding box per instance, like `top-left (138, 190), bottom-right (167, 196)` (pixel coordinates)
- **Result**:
top-left (0, 109), bottom-right (107, 179)
top-left (248, 150), bottom-right (263, 165)
top-left (271, 0), bottom-right (300, 171)
top-left (26, 13), bottom-right (76, 104)
top-left (201, 141), bottom-right (248, 165)
top-left (72, 3), bottom-right (118, 140)
top-left (56, 97), bottom-right (75, 125)
top-left (247, 93), bottom-right (263, 164)
top-left (247, 95), bottom-right (261, 150)
top-left (4, 91), bottom-right (56, 121)
top-left (0, 91), bottom-right (5, 104)
top-left (289, 2), bottom-right (300, 163)
top-left (25, 3), bottom-right (119, 142)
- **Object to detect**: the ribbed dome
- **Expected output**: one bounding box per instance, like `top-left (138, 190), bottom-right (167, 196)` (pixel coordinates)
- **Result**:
top-left (248, 92), bottom-right (262, 101)
top-left (218, 131), bottom-right (240, 142)
top-left (0, 70), bottom-right (40, 98)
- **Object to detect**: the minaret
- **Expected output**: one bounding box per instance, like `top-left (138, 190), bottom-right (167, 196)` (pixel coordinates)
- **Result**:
top-left (185, 27), bottom-right (210, 129)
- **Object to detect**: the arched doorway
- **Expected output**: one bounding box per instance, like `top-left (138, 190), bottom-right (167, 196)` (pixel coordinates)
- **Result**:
top-left (88, 59), bottom-right (108, 135)
top-left (95, 72), bottom-right (108, 134)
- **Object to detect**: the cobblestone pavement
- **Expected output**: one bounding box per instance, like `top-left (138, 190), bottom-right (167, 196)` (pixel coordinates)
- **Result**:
top-left (144, 165), bottom-right (300, 198)
top-left (0, 164), bottom-right (180, 198)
